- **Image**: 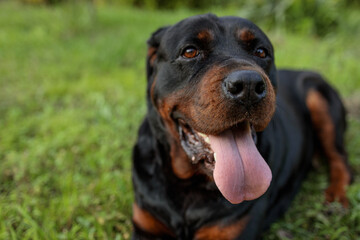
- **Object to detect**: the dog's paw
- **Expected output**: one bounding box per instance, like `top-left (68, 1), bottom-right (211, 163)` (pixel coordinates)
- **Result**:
top-left (325, 184), bottom-right (349, 208)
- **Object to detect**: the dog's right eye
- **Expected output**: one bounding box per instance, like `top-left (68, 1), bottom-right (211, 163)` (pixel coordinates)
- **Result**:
top-left (182, 47), bottom-right (199, 59)
top-left (254, 48), bottom-right (268, 58)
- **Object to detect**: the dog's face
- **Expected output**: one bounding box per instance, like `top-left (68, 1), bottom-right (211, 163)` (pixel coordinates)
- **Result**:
top-left (147, 14), bottom-right (276, 204)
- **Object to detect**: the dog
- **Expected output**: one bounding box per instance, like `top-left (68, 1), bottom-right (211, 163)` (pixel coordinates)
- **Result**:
top-left (131, 14), bottom-right (352, 239)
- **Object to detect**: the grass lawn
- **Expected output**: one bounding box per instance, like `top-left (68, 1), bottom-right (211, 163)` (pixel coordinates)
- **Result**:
top-left (0, 1), bottom-right (359, 239)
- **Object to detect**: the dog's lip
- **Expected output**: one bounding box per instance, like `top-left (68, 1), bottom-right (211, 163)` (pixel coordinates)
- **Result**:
top-left (178, 119), bottom-right (211, 147)
top-left (177, 118), bottom-right (215, 167)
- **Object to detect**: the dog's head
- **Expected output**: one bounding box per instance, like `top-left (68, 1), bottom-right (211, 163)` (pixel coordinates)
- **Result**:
top-left (146, 14), bottom-right (276, 204)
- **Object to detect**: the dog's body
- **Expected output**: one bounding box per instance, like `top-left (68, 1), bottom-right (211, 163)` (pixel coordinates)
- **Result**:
top-left (132, 14), bottom-right (351, 239)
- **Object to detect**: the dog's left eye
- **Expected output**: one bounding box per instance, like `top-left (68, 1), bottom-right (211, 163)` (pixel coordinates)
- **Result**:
top-left (182, 47), bottom-right (199, 59)
top-left (255, 48), bottom-right (267, 58)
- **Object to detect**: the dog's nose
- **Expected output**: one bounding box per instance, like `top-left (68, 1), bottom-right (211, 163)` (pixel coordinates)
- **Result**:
top-left (223, 70), bottom-right (266, 105)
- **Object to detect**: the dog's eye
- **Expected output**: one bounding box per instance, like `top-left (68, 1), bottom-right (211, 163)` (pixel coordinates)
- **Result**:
top-left (182, 47), bottom-right (199, 59)
top-left (255, 48), bottom-right (267, 58)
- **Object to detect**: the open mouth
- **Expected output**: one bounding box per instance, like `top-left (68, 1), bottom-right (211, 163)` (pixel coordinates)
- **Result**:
top-left (178, 119), bottom-right (215, 170)
top-left (177, 118), bottom-right (272, 204)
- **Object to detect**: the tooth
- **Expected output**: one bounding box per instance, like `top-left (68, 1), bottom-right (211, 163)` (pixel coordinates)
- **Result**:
top-left (192, 156), bottom-right (195, 161)
top-left (198, 132), bottom-right (210, 144)
top-left (214, 153), bottom-right (216, 162)
top-left (198, 132), bottom-right (207, 139)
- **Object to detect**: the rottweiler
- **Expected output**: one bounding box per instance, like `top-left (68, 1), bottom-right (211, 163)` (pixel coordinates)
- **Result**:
top-left (132, 14), bottom-right (352, 240)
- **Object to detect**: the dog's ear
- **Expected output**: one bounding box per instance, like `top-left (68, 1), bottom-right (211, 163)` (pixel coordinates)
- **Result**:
top-left (146, 27), bottom-right (169, 81)
top-left (146, 27), bottom-right (170, 137)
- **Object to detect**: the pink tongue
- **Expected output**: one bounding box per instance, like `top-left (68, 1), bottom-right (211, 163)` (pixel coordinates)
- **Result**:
top-left (209, 125), bottom-right (272, 204)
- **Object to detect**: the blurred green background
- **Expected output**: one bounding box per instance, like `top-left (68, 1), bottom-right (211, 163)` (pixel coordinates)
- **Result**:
top-left (0, 0), bottom-right (359, 239)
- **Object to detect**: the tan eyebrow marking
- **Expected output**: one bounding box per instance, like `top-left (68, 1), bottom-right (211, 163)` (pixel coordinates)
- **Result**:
top-left (237, 28), bottom-right (255, 42)
top-left (197, 30), bottom-right (214, 42)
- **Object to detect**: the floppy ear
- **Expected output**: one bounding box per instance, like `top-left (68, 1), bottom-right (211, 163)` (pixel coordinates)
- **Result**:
top-left (145, 27), bottom-right (171, 140)
top-left (146, 26), bottom-right (169, 81)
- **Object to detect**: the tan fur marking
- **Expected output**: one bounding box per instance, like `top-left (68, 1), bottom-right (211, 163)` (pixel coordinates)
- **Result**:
top-left (147, 46), bottom-right (156, 57)
top-left (189, 64), bottom-right (275, 133)
top-left (132, 203), bottom-right (174, 236)
top-left (150, 75), bottom-right (157, 105)
top-left (306, 89), bottom-right (351, 207)
top-left (195, 215), bottom-right (250, 240)
top-left (197, 30), bottom-right (214, 42)
top-left (157, 98), bottom-right (197, 179)
top-left (237, 28), bottom-right (255, 42)
top-left (147, 46), bottom-right (157, 66)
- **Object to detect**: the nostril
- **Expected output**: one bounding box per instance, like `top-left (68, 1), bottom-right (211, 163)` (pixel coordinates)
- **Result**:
top-left (227, 81), bottom-right (244, 95)
top-left (255, 81), bottom-right (266, 95)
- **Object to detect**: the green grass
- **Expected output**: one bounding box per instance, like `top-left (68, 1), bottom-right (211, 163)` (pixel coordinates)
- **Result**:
top-left (0, 1), bottom-right (359, 239)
